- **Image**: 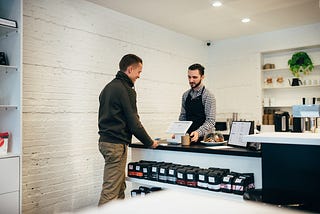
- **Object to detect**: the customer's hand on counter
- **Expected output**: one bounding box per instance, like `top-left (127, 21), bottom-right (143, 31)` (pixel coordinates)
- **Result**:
top-left (151, 140), bottom-right (159, 148)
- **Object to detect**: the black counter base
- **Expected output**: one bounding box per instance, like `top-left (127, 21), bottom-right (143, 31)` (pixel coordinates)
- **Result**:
top-left (244, 189), bottom-right (320, 213)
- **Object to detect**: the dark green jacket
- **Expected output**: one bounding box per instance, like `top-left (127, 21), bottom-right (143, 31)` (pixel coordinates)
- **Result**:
top-left (98, 71), bottom-right (153, 147)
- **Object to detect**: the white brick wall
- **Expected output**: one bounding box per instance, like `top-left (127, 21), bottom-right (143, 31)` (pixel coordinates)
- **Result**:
top-left (22, 0), bottom-right (207, 213)
top-left (23, 1), bottom-right (320, 213)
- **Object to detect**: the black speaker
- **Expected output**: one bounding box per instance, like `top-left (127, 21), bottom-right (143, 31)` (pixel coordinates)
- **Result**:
top-left (0, 52), bottom-right (8, 65)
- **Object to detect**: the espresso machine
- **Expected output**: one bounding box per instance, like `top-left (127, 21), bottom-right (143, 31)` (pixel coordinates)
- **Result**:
top-left (292, 105), bottom-right (320, 133)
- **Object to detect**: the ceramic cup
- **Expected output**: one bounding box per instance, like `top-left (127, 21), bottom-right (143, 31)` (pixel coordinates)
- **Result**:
top-left (312, 79), bottom-right (318, 85)
top-left (181, 135), bottom-right (190, 146)
top-left (306, 79), bottom-right (312, 85)
top-left (303, 79), bottom-right (311, 85)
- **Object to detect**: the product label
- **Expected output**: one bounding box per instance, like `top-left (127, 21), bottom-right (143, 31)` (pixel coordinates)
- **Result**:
top-left (0, 136), bottom-right (8, 154)
top-left (235, 178), bottom-right (242, 183)
top-left (187, 174), bottom-right (193, 180)
top-left (199, 175), bottom-right (205, 181)
top-left (197, 182), bottom-right (208, 188)
top-left (232, 185), bottom-right (243, 191)
top-left (208, 177), bottom-right (215, 183)
top-left (208, 183), bottom-right (220, 190)
top-left (223, 176), bottom-right (231, 182)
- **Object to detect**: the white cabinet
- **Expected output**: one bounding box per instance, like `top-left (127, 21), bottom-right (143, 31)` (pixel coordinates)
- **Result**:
top-left (0, 0), bottom-right (22, 213)
top-left (0, 157), bottom-right (19, 194)
top-left (0, 156), bottom-right (20, 214)
top-left (0, 191), bottom-right (19, 214)
top-left (260, 45), bottom-right (320, 123)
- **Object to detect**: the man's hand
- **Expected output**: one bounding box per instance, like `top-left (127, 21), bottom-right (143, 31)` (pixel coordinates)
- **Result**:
top-left (190, 131), bottom-right (199, 142)
top-left (151, 140), bottom-right (159, 148)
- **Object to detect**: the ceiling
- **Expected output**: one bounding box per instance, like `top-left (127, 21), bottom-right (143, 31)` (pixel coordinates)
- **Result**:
top-left (87, 0), bottom-right (320, 42)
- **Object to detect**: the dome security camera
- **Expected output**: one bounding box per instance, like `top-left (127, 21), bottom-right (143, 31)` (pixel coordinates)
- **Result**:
top-left (206, 40), bottom-right (212, 46)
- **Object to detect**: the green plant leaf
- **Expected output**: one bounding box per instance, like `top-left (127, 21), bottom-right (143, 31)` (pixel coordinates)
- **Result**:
top-left (288, 51), bottom-right (314, 77)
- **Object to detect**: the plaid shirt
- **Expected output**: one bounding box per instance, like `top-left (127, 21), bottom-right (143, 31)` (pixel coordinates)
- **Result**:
top-left (179, 85), bottom-right (216, 137)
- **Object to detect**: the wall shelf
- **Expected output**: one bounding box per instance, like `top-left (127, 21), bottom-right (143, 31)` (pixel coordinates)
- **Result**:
top-left (0, 65), bottom-right (18, 72)
top-left (0, 105), bottom-right (18, 110)
top-left (260, 45), bottom-right (320, 126)
top-left (262, 84), bottom-right (320, 90)
top-left (0, 25), bottom-right (18, 37)
top-left (264, 106), bottom-right (293, 108)
top-left (261, 64), bottom-right (320, 72)
top-left (260, 45), bottom-right (320, 119)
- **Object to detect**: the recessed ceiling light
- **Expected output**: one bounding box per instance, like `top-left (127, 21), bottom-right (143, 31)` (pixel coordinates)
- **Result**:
top-left (241, 18), bottom-right (251, 23)
top-left (212, 1), bottom-right (222, 7)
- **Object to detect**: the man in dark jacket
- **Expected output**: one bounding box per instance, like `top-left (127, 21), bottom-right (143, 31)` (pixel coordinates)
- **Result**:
top-left (98, 54), bottom-right (158, 205)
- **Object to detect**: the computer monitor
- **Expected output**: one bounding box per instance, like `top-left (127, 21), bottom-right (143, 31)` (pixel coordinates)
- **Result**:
top-left (227, 121), bottom-right (254, 148)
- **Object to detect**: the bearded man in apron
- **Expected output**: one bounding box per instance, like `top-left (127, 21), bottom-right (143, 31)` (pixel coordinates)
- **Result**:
top-left (179, 63), bottom-right (216, 143)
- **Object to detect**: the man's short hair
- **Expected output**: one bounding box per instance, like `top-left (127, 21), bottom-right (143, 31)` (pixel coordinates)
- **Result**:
top-left (188, 63), bottom-right (205, 76)
top-left (119, 54), bottom-right (143, 72)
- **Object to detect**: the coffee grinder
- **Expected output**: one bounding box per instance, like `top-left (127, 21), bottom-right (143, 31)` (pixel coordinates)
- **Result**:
top-left (274, 111), bottom-right (290, 132)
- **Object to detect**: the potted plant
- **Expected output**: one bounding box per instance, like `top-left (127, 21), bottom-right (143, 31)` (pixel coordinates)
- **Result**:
top-left (288, 51), bottom-right (314, 77)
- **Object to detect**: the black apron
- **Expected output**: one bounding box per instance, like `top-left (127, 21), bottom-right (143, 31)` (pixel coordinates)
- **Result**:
top-left (185, 87), bottom-right (206, 142)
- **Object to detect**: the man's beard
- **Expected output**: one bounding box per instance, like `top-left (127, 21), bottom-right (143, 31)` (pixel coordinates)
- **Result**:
top-left (190, 80), bottom-right (202, 89)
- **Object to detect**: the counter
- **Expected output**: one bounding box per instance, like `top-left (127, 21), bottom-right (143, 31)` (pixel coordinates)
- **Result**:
top-left (242, 132), bottom-right (320, 145)
top-left (130, 142), bottom-right (261, 157)
top-left (74, 189), bottom-right (303, 214)
top-left (243, 132), bottom-right (320, 212)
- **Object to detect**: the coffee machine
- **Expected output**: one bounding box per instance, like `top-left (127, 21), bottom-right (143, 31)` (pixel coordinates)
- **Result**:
top-left (292, 105), bottom-right (320, 133)
top-left (274, 111), bottom-right (290, 132)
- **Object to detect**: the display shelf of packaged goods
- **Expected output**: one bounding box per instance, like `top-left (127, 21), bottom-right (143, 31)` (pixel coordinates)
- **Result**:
top-left (126, 177), bottom-right (243, 202)
top-left (0, 65), bottom-right (18, 72)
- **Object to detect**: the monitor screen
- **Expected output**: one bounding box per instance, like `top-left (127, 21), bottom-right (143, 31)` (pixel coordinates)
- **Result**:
top-left (227, 121), bottom-right (254, 147)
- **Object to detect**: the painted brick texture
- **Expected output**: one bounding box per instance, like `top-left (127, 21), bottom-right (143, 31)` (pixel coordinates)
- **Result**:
top-left (22, 0), bottom-right (207, 213)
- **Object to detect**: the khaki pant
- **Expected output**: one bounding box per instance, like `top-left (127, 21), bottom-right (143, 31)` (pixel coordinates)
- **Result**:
top-left (98, 141), bottom-right (128, 206)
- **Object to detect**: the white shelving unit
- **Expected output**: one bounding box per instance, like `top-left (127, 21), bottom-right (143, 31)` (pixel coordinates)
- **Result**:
top-left (260, 45), bottom-right (320, 118)
top-left (128, 146), bottom-right (262, 203)
top-left (127, 177), bottom-right (243, 201)
top-left (0, 0), bottom-right (22, 213)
